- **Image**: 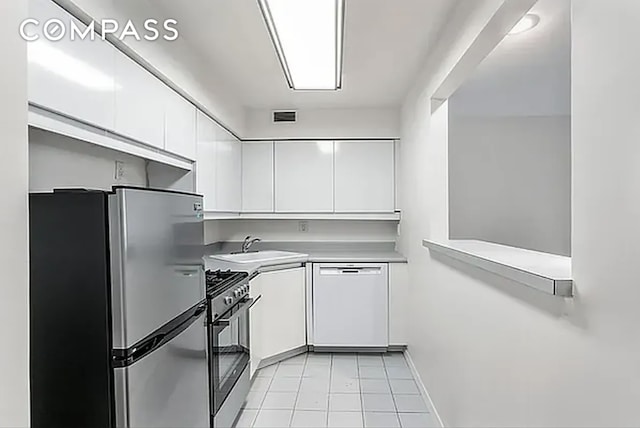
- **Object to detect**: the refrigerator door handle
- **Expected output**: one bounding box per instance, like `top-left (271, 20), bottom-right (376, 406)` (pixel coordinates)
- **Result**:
top-left (113, 301), bottom-right (207, 368)
top-left (175, 268), bottom-right (201, 277)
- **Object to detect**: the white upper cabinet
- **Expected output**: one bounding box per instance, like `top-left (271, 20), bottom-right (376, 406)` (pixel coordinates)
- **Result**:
top-left (164, 88), bottom-right (196, 160)
top-left (114, 52), bottom-right (165, 149)
top-left (242, 142), bottom-right (274, 212)
top-left (196, 111), bottom-right (217, 211)
top-left (196, 114), bottom-right (241, 212)
top-left (334, 140), bottom-right (395, 212)
top-left (215, 125), bottom-right (242, 212)
top-left (275, 141), bottom-right (334, 212)
top-left (27, 0), bottom-right (116, 131)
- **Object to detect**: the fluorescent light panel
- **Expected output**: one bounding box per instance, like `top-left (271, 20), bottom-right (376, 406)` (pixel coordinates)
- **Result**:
top-left (259, 0), bottom-right (345, 90)
top-left (28, 40), bottom-right (118, 91)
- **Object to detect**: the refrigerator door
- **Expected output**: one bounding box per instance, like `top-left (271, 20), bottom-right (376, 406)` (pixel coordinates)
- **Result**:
top-left (114, 306), bottom-right (210, 428)
top-left (110, 187), bottom-right (205, 349)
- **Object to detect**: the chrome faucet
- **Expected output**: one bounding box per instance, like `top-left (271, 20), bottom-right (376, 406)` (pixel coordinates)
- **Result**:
top-left (242, 236), bottom-right (262, 253)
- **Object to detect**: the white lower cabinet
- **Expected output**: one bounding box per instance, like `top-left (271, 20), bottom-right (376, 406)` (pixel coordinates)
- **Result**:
top-left (250, 267), bottom-right (306, 374)
top-left (249, 281), bottom-right (264, 379)
top-left (389, 263), bottom-right (408, 346)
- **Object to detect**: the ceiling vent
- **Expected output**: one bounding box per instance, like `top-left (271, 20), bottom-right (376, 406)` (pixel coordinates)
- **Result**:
top-left (273, 111), bottom-right (297, 123)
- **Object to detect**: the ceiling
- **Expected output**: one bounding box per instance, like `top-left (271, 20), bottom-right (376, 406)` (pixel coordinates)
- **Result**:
top-left (155, 0), bottom-right (456, 110)
top-left (450, 0), bottom-right (571, 117)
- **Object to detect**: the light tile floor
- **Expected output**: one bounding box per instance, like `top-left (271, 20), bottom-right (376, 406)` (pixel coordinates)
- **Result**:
top-left (233, 352), bottom-right (440, 428)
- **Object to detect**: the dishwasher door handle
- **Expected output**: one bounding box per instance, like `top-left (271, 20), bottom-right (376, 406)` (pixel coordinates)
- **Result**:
top-left (319, 267), bottom-right (383, 275)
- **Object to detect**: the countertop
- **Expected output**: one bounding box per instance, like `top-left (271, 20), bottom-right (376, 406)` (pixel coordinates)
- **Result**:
top-left (204, 241), bottom-right (407, 274)
top-left (303, 250), bottom-right (407, 263)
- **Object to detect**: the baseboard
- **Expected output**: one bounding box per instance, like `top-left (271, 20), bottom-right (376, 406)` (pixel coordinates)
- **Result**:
top-left (388, 344), bottom-right (408, 352)
top-left (309, 345), bottom-right (407, 353)
top-left (257, 345), bottom-right (309, 369)
top-left (310, 346), bottom-right (388, 353)
top-left (404, 349), bottom-right (445, 428)
top-left (256, 345), bottom-right (410, 370)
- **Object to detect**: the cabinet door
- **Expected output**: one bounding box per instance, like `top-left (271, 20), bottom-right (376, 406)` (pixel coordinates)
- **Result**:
top-left (389, 263), bottom-right (408, 346)
top-left (251, 267), bottom-right (306, 362)
top-left (195, 111), bottom-right (217, 211)
top-left (215, 126), bottom-right (242, 212)
top-left (275, 141), bottom-right (334, 212)
top-left (334, 140), bottom-right (395, 212)
top-left (242, 142), bottom-right (274, 212)
top-left (114, 52), bottom-right (165, 149)
top-left (249, 278), bottom-right (264, 377)
top-left (165, 88), bottom-right (196, 160)
top-left (28, 0), bottom-right (116, 131)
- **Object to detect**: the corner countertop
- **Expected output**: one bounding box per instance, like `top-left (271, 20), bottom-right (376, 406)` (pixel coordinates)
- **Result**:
top-left (204, 241), bottom-right (407, 274)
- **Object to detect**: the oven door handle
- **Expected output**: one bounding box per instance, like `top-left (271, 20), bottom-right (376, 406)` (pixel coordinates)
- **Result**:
top-left (214, 297), bottom-right (256, 327)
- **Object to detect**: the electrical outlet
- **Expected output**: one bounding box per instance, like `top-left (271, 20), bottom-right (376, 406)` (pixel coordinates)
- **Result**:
top-left (298, 221), bottom-right (309, 233)
top-left (115, 161), bottom-right (125, 181)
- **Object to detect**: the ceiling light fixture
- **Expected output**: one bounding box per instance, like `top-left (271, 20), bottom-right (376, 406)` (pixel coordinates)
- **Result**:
top-left (258, 0), bottom-right (345, 91)
top-left (508, 14), bottom-right (540, 35)
top-left (28, 40), bottom-right (118, 91)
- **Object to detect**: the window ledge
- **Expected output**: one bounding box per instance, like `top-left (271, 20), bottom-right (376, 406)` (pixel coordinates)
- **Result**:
top-left (422, 239), bottom-right (573, 297)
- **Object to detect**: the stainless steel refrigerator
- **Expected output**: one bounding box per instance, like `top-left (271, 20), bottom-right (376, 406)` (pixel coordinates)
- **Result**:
top-left (29, 187), bottom-right (210, 428)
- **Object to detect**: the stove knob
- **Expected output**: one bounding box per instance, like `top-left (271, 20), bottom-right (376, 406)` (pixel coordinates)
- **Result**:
top-left (234, 289), bottom-right (242, 298)
top-left (224, 296), bottom-right (233, 306)
top-left (243, 285), bottom-right (249, 293)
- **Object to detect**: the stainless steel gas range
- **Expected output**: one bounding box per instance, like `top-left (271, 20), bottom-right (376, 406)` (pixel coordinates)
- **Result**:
top-left (205, 270), bottom-right (259, 428)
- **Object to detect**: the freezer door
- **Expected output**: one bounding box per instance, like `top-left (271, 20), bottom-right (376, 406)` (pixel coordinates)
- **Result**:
top-left (110, 187), bottom-right (205, 349)
top-left (114, 310), bottom-right (210, 428)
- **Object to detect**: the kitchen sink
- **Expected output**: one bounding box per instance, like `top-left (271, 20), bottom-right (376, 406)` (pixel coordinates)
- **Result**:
top-left (208, 250), bottom-right (307, 265)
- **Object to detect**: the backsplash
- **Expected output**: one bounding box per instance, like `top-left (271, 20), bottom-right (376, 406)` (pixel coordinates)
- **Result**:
top-left (204, 219), bottom-right (399, 245)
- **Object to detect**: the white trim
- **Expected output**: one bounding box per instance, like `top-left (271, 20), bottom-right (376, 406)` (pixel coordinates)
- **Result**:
top-left (204, 212), bottom-right (400, 221)
top-left (305, 263), bottom-right (314, 345)
top-left (404, 348), bottom-right (445, 428)
top-left (238, 212), bottom-right (401, 221)
top-left (203, 211), bottom-right (241, 220)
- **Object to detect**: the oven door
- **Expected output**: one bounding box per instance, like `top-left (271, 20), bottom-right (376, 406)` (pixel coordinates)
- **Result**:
top-left (209, 296), bottom-right (256, 415)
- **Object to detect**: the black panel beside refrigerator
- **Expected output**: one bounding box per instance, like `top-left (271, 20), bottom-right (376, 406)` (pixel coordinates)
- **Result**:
top-left (29, 187), bottom-right (209, 428)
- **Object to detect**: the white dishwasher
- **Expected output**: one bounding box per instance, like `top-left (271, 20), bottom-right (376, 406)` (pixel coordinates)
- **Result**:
top-left (312, 263), bottom-right (389, 348)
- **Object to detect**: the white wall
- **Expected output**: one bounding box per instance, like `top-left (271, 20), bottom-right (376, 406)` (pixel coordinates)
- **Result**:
top-left (399, 1), bottom-right (640, 426)
top-left (205, 220), bottom-right (398, 244)
top-left (0, 0), bottom-right (30, 426)
top-left (29, 128), bottom-right (147, 192)
top-left (448, 115), bottom-right (571, 256)
top-left (244, 107), bottom-right (400, 140)
top-left (450, 0), bottom-right (571, 118)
